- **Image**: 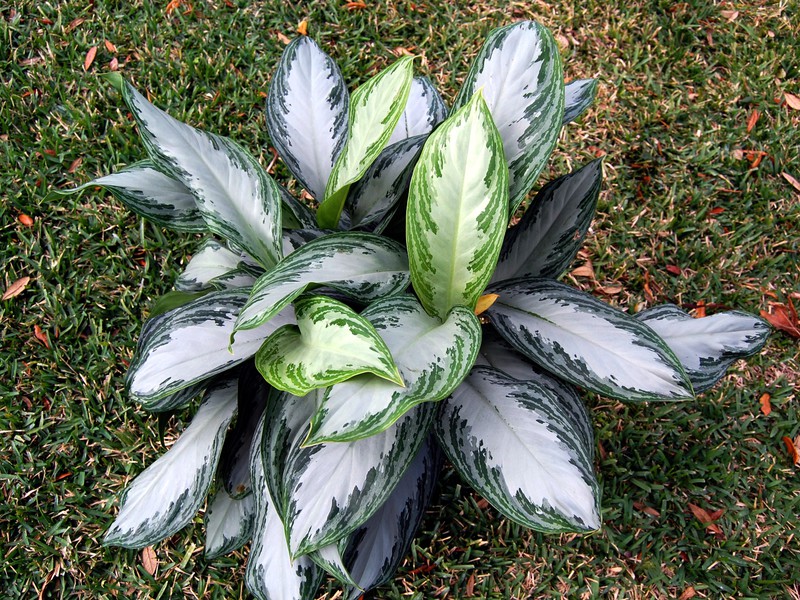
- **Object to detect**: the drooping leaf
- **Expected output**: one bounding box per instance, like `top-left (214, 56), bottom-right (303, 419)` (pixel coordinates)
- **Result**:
top-left (346, 135), bottom-right (426, 231)
top-left (266, 37), bottom-right (349, 201)
top-left (307, 295), bottom-right (481, 444)
top-left (247, 414), bottom-right (322, 600)
top-left (204, 487), bottom-right (254, 559)
top-left (407, 91), bottom-right (508, 319)
top-left (234, 233), bottom-right (409, 334)
top-left (126, 289), bottom-right (295, 406)
top-left (636, 304), bottom-right (770, 392)
top-left (487, 279), bottom-right (694, 401)
top-left (175, 239), bottom-right (258, 292)
top-left (264, 391), bottom-right (435, 557)
top-left (342, 436), bottom-right (441, 599)
top-left (256, 295), bottom-right (403, 396)
top-left (63, 161), bottom-right (206, 231)
top-left (122, 83), bottom-right (283, 268)
top-left (451, 20), bottom-right (564, 214)
top-left (436, 365), bottom-right (600, 532)
top-left (492, 158), bottom-right (602, 282)
top-left (386, 76), bottom-right (448, 145)
top-left (563, 79), bottom-right (598, 125)
top-left (104, 379), bottom-right (238, 548)
top-left (218, 361), bottom-right (270, 498)
top-left (318, 56), bottom-right (415, 228)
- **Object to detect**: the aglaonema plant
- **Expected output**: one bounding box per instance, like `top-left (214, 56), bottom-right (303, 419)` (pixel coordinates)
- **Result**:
top-left (65, 21), bottom-right (771, 599)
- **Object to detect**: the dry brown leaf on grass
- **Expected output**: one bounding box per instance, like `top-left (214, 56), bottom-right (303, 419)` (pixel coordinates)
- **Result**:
top-left (782, 172), bottom-right (800, 193)
top-left (633, 501), bottom-right (660, 518)
top-left (759, 393), bottom-right (772, 416)
top-left (3, 276), bottom-right (30, 300)
top-left (34, 324), bottom-right (50, 349)
top-left (570, 261), bottom-right (595, 279)
top-left (84, 46), bottom-right (97, 71)
top-left (720, 9), bottom-right (738, 21)
top-left (18, 214), bottom-right (34, 227)
top-left (678, 587), bottom-right (697, 600)
top-left (746, 109), bottom-right (760, 133)
top-left (784, 92), bottom-right (800, 111)
top-left (688, 503), bottom-right (725, 538)
top-left (104, 40), bottom-right (117, 53)
top-left (783, 436), bottom-right (800, 466)
top-left (142, 546), bottom-right (158, 576)
top-left (761, 300), bottom-right (800, 339)
top-left (297, 20), bottom-right (308, 35)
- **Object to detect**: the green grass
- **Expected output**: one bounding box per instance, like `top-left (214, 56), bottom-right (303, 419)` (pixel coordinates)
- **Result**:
top-left (2, 0), bottom-right (799, 598)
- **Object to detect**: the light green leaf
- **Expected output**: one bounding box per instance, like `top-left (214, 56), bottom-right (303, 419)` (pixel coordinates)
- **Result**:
top-left (452, 21), bottom-right (564, 214)
top-left (306, 295), bottom-right (481, 444)
top-left (436, 365), bottom-right (600, 533)
top-left (318, 56), bottom-right (415, 228)
top-left (407, 91), bottom-right (508, 319)
top-left (487, 279), bottom-right (694, 402)
top-left (256, 295), bottom-right (403, 396)
top-left (234, 233), bottom-right (409, 334)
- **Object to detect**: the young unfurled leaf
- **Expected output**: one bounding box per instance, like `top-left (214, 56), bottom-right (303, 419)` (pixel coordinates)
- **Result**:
top-left (318, 56), bottom-right (415, 228)
top-left (407, 91), bottom-right (508, 320)
top-left (452, 21), bottom-right (564, 214)
top-left (256, 295), bottom-right (403, 396)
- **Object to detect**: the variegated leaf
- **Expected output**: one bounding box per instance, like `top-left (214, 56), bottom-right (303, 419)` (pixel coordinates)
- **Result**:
top-left (636, 304), bottom-right (770, 393)
top-left (407, 91), bottom-right (508, 319)
top-left (342, 436), bottom-right (441, 599)
top-left (264, 391), bottom-right (435, 557)
top-left (175, 239), bottom-right (255, 292)
top-left (247, 414), bottom-right (322, 600)
top-left (386, 76), bottom-right (448, 145)
top-left (492, 158), bottom-right (602, 282)
top-left (487, 279), bottom-right (694, 401)
top-left (123, 83), bottom-right (283, 268)
top-left (452, 20), bottom-right (565, 214)
top-left (278, 184), bottom-right (317, 229)
top-left (346, 135), bottom-right (426, 231)
top-left (307, 295), bottom-right (481, 444)
top-left (309, 544), bottom-right (359, 589)
top-left (436, 365), bottom-right (600, 532)
top-left (256, 295), bottom-right (403, 396)
top-left (477, 332), bottom-right (593, 454)
top-left (218, 361), bottom-right (270, 498)
top-left (267, 37), bottom-right (349, 201)
top-left (64, 161), bottom-right (206, 231)
top-left (204, 487), bottom-right (254, 559)
top-left (234, 233), bottom-right (409, 334)
top-left (126, 289), bottom-right (296, 406)
top-left (563, 79), bottom-right (598, 125)
top-left (318, 56), bottom-right (415, 228)
top-left (281, 227), bottom-right (329, 256)
top-left (104, 379), bottom-right (238, 548)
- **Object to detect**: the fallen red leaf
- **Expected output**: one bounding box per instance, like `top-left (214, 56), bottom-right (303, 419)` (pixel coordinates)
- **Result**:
top-left (18, 214), bottom-right (34, 227)
top-left (760, 300), bottom-right (800, 339)
top-left (709, 206), bottom-right (725, 216)
top-left (104, 40), bottom-right (117, 53)
top-left (34, 324), bottom-right (50, 349)
top-left (84, 46), bottom-right (97, 71)
top-left (759, 393), bottom-right (772, 416)
top-left (633, 501), bottom-right (661, 518)
top-left (688, 503), bottom-right (725, 537)
top-left (665, 265), bottom-right (682, 276)
top-left (141, 546), bottom-right (158, 576)
top-left (746, 109), bottom-right (759, 133)
top-left (2, 276), bottom-right (31, 301)
top-left (782, 172), bottom-right (800, 193)
top-left (109, 57), bottom-right (119, 71)
top-left (345, 1), bottom-right (367, 9)
top-left (784, 92), bottom-right (800, 111)
top-left (276, 31), bottom-right (291, 45)
top-left (296, 20), bottom-right (308, 35)
top-left (465, 573), bottom-right (476, 597)
top-left (165, 0), bottom-right (184, 15)
top-left (678, 587), bottom-right (697, 600)
top-left (783, 436), bottom-right (799, 465)
top-left (66, 17), bottom-right (85, 32)
top-left (67, 157), bottom-right (82, 173)
top-left (693, 300), bottom-right (707, 318)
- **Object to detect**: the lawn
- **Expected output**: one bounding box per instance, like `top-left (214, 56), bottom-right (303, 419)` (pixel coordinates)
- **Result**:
top-left (1, 0), bottom-right (799, 598)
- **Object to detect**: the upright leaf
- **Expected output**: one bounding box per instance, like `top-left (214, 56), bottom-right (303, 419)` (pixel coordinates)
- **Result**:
top-left (436, 366), bottom-right (600, 532)
top-left (563, 79), bottom-right (598, 125)
top-left (266, 37), bottom-right (349, 201)
top-left (492, 158), bottom-right (602, 282)
top-left (256, 295), bottom-right (403, 396)
top-left (234, 233), bottom-right (409, 334)
top-left (64, 161), bottom-right (206, 231)
top-left (104, 379), bottom-right (238, 548)
top-left (123, 83), bottom-right (283, 267)
top-left (487, 279), bottom-right (694, 401)
top-left (636, 305), bottom-right (770, 392)
top-left (264, 392), bottom-right (435, 557)
top-left (126, 289), bottom-right (295, 406)
top-left (452, 21), bottom-right (564, 213)
top-left (407, 91), bottom-right (508, 319)
top-left (386, 76), bottom-right (448, 145)
top-left (318, 56), bottom-right (415, 228)
top-left (307, 295), bottom-right (481, 444)
top-left (204, 487), bottom-right (254, 559)
top-left (247, 414), bottom-right (322, 600)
